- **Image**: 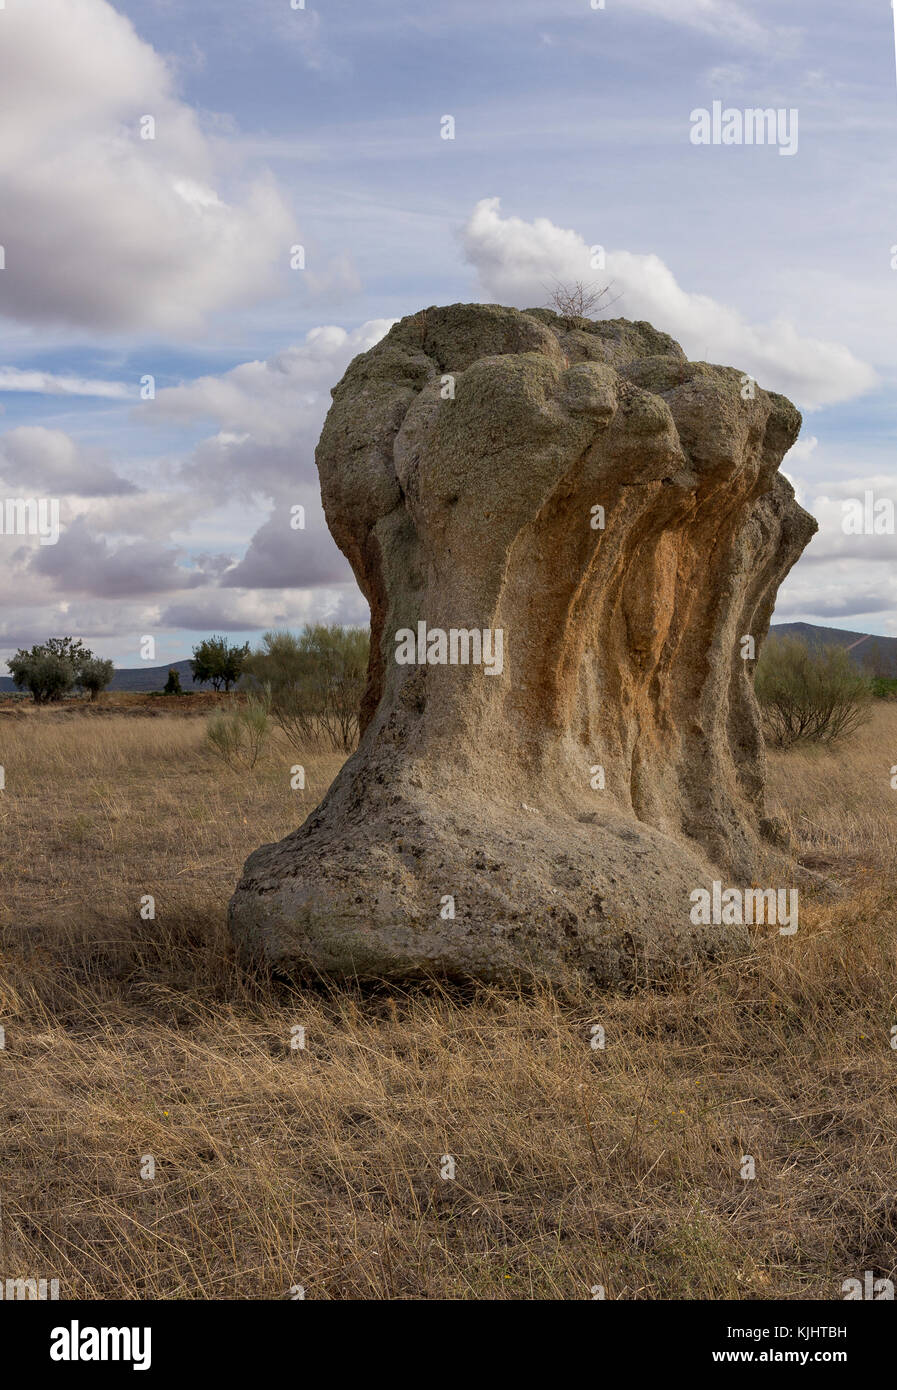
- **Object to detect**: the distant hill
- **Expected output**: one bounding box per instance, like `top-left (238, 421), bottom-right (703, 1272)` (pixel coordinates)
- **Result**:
top-left (3, 623), bottom-right (896, 692)
top-left (0, 658), bottom-right (215, 694)
top-left (771, 622), bottom-right (897, 676)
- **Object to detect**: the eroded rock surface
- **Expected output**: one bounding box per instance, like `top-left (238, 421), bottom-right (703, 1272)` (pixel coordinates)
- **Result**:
top-left (228, 304), bottom-right (817, 986)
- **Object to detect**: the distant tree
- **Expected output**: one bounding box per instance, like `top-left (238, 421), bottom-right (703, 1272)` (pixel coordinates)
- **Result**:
top-left (162, 667), bottom-right (182, 695)
top-left (77, 656), bottom-right (115, 701)
top-left (8, 636), bottom-right (97, 704)
top-left (9, 647), bottom-right (72, 703)
top-left (544, 280), bottom-right (619, 321)
top-left (45, 636), bottom-right (91, 668)
top-left (190, 636), bottom-right (250, 692)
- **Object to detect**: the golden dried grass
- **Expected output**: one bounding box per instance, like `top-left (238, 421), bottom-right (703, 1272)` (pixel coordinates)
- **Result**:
top-left (0, 707), bottom-right (895, 1299)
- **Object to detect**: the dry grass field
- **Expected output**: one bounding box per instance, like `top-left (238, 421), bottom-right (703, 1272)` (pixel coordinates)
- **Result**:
top-left (1, 698), bottom-right (896, 1300)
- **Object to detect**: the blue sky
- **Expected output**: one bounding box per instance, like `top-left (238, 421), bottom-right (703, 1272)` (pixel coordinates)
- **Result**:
top-left (1, 0), bottom-right (896, 668)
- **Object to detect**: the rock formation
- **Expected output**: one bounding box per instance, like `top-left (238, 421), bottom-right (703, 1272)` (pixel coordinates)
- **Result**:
top-left (228, 303), bottom-right (817, 987)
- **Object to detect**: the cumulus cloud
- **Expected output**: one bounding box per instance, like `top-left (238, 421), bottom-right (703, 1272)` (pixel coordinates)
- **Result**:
top-left (775, 561), bottom-right (897, 625)
top-left (159, 585), bottom-right (367, 634)
top-left (141, 319), bottom-right (392, 593)
top-left (0, 0), bottom-right (296, 334)
top-left (145, 322), bottom-right (393, 536)
top-left (75, 488), bottom-right (210, 541)
top-left (147, 321), bottom-right (394, 453)
top-left (27, 515), bottom-right (203, 598)
top-left (787, 475), bottom-right (897, 566)
top-left (0, 592), bottom-right (201, 665)
top-left (0, 320), bottom-right (389, 661)
top-left (220, 504), bottom-right (354, 589)
top-left (461, 198), bottom-right (877, 410)
top-left (0, 426), bottom-right (137, 497)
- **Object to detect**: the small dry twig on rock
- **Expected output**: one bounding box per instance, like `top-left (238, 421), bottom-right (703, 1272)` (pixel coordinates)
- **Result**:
top-left (545, 279), bottom-right (619, 320)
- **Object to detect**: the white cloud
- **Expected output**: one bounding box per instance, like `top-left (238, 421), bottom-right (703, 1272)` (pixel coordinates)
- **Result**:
top-left (159, 585), bottom-right (367, 634)
top-left (76, 487), bottom-right (209, 541)
top-left (141, 319), bottom-right (393, 593)
top-left (220, 502), bottom-right (354, 590)
top-left (784, 435), bottom-right (819, 464)
top-left (0, 319), bottom-right (389, 661)
top-left (0, 0), bottom-right (295, 334)
top-left (461, 198), bottom-right (878, 410)
top-left (27, 515), bottom-right (203, 599)
top-left (0, 368), bottom-right (131, 398)
top-left (775, 559), bottom-right (897, 625)
top-left (781, 435), bottom-right (818, 502)
top-left (786, 475), bottom-right (897, 566)
top-left (147, 320), bottom-right (394, 449)
top-left (0, 426), bottom-right (137, 497)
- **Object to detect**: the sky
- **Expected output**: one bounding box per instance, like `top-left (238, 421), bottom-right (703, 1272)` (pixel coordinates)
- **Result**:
top-left (1, 0), bottom-right (896, 670)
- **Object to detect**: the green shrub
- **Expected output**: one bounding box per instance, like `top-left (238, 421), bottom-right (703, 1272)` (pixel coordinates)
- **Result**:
top-left (205, 694), bottom-right (270, 770)
top-left (243, 624), bottom-right (368, 753)
top-left (755, 636), bottom-right (872, 748)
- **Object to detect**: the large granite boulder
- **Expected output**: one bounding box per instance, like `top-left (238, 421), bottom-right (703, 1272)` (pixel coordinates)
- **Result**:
top-left (228, 303), bottom-right (817, 987)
